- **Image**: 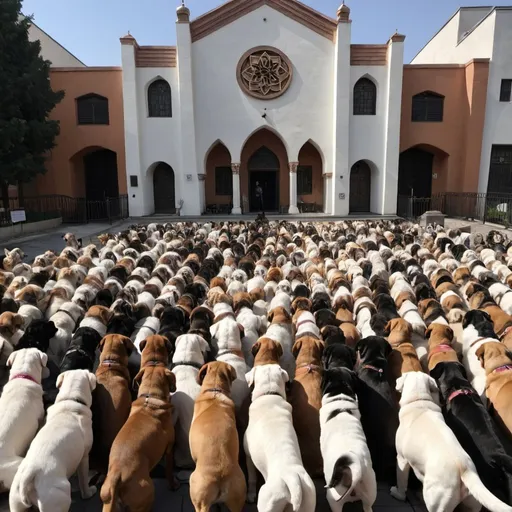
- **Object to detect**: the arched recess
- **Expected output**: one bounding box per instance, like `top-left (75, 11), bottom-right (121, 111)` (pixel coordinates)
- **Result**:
top-left (205, 141), bottom-right (232, 210)
top-left (147, 78), bottom-right (172, 117)
top-left (297, 141), bottom-right (323, 212)
top-left (398, 144), bottom-right (449, 199)
top-left (349, 161), bottom-right (372, 213)
top-left (241, 128), bottom-right (289, 213)
top-left (69, 146), bottom-right (119, 200)
top-left (353, 76), bottom-right (377, 115)
top-left (150, 162), bottom-right (176, 213)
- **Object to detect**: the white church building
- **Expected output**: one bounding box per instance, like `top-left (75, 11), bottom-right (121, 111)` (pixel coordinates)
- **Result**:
top-left (120, 0), bottom-right (405, 217)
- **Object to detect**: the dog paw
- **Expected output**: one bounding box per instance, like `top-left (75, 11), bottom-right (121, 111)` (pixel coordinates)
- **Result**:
top-left (82, 485), bottom-right (97, 500)
top-left (390, 486), bottom-right (406, 501)
top-left (247, 491), bottom-right (257, 504)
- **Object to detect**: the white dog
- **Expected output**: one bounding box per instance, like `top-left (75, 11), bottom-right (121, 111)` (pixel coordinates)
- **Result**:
top-left (131, 316), bottom-right (160, 351)
top-left (0, 349), bottom-right (47, 491)
top-left (236, 301), bottom-right (266, 367)
top-left (9, 369), bottom-right (97, 512)
top-left (320, 371), bottom-right (376, 511)
top-left (244, 364), bottom-right (316, 512)
top-left (391, 372), bottom-right (512, 512)
top-left (172, 333), bottom-right (210, 470)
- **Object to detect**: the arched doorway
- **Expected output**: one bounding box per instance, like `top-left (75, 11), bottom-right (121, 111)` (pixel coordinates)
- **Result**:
top-left (248, 147), bottom-right (279, 212)
top-left (350, 161), bottom-right (371, 213)
top-left (82, 149), bottom-right (119, 201)
top-left (204, 141), bottom-right (232, 214)
top-left (153, 163), bottom-right (176, 213)
top-left (298, 141), bottom-right (323, 212)
top-left (398, 148), bottom-right (434, 198)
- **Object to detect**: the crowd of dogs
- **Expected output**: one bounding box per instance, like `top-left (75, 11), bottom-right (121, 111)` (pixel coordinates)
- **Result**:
top-left (1, 221), bottom-right (512, 511)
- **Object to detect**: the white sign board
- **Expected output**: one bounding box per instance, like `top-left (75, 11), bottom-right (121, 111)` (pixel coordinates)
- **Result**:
top-left (10, 209), bottom-right (26, 224)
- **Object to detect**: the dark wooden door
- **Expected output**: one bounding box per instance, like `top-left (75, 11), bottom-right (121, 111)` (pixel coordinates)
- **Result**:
top-left (488, 145), bottom-right (512, 194)
top-left (398, 148), bottom-right (433, 198)
top-left (153, 163), bottom-right (176, 213)
top-left (349, 161), bottom-right (371, 213)
top-left (84, 149), bottom-right (119, 200)
top-left (248, 147), bottom-right (280, 212)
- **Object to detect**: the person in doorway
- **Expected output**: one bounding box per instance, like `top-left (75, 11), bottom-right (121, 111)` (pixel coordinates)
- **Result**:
top-left (255, 181), bottom-right (264, 213)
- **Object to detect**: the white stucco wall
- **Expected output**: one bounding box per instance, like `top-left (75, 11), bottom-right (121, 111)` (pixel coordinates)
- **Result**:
top-left (192, 5), bottom-right (335, 174)
top-left (28, 22), bottom-right (85, 67)
top-left (478, 9), bottom-right (512, 193)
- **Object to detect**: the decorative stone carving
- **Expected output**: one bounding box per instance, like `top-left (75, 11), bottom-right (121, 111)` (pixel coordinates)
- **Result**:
top-left (237, 47), bottom-right (293, 100)
top-left (198, 174), bottom-right (206, 181)
top-left (289, 162), bottom-right (299, 173)
top-left (231, 163), bottom-right (241, 175)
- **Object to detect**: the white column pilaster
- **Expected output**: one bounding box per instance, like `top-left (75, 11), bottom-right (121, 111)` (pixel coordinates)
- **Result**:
top-left (289, 162), bottom-right (299, 214)
top-left (198, 173), bottom-right (206, 214)
top-left (231, 163), bottom-right (242, 214)
top-left (324, 173), bottom-right (333, 214)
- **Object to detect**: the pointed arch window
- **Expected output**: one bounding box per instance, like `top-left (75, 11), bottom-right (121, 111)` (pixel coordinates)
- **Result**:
top-left (148, 79), bottom-right (172, 117)
top-left (76, 94), bottom-right (109, 125)
top-left (412, 91), bottom-right (444, 122)
top-left (353, 78), bottom-right (377, 115)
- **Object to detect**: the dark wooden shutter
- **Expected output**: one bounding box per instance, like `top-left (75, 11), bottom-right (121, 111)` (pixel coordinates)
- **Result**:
top-left (353, 78), bottom-right (377, 115)
top-left (77, 94), bottom-right (109, 125)
top-left (297, 166), bottom-right (313, 195)
top-left (148, 79), bottom-right (172, 117)
top-left (500, 80), bottom-right (512, 102)
top-left (412, 92), bottom-right (444, 122)
top-left (215, 167), bottom-right (233, 195)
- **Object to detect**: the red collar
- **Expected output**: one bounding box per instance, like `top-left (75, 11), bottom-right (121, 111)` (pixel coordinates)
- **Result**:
top-left (362, 364), bottom-right (384, 374)
top-left (448, 388), bottom-right (474, 402)
top-left (11, 373), bottom-right (39, 385)
top-left (428, 344), bottom-right (455, 361)
top-left (494, 365), bottom-right (512, 374)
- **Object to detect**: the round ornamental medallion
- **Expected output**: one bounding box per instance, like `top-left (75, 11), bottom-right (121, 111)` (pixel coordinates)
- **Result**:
top-left (237, 46), bottom-right (293, 100)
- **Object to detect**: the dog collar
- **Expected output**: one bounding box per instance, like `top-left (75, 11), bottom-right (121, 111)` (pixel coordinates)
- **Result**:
top-left (101, 359), bottom-right (122, 367)
top-left (11, 373), bottom-right (39, 385)
top-left (469, 337), bottom-right (488, 348)
top-left (295, 363), bottom-right (322, 375)
top-left (217, 348), bottom-right (244, 358)
top-left (428, 344), bottom-right (454, 361)
top-left (494, 365), bottom-right (512, 374)
top-left (64, 347), bottom-right (95, 363)
top-left (214, 311), bottom-right (236, 323)
top-left (447, 388), bottom-right (474, 402)
top-left (144, 360), bottom-right (166, 367)
top-left (143, 325), bottom-right (157, 334)
top-left (139, 393), bottom-right (171, 408)
top-left (68, 397), bottom-right (88, 407)
top-left (362, 364), bottom-right (384, 374)
top-left (253, 390), bottom-right (284, 400)
top-left (173, 361), bottom-right (202, 370)
top-left (499, 325), bottom-right (512, 340)
top-left (296, 317), bottom-right (316, 330)
top-left (204, 387), bottom-right (227, 395)
top-left (56, 309), bottom-right (76, 322)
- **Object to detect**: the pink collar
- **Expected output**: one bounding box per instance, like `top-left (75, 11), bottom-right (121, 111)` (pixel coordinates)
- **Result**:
top-left (11, 373), bottom-right (39, 385)
top-left (296, 316), bottom-right (316, 330)
top-left (362, 364), bottom-right (384, 374)
top-left (494, 365), bottom-right (512, 374)
top-left (500, 325), bottom-right (512, 340)
top-left (448, 388), bottom-right (474, 402)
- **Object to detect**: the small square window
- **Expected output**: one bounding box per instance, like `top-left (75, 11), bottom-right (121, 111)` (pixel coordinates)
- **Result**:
top-left (500, 79), bottom-right (512, 102)
top-left (130, 175), bottom-right (138, 187)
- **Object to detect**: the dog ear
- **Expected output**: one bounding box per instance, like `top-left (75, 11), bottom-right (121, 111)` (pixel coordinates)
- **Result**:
top-left (163, 336), bottom-right (174, 357)
top-left (276, 341), bottom-right (283, 359)
top-left (139, 339), bottom-right (148, 352)
top-left (251, 341), bottom-right (261, 358)
top-left (237, 323), bottom-right (245, 339)
top-left (267, 310), bottom-right (274, 323)
top-left (280, 368), bottom-right (290, 384)
top-left (38, 350), bottom-right (48, 368)
top-left (291, 340), bottom-right (302, 358)
top-left (122, 336), bottom-right (136, 356)
top-left (427, 375), bottom-right (438, 395)
top-left (165, 369), bottom-right (177, 392)
top-left (47, 320), bottom-right (58, 336)
top-left (197, 364), bottom-right (209, 385)
top-left (56, 371), bottom-right (67, 389)
top-left (6, 350), bottom-right (18, 368)
top-left (13, 313), bottom-right (24, 330)
top-left (444, 325), bottom-right (454, 341)
top-left (425, 324), bottom-right (434, 339)
top-left (133, 368), bottom-right (145, 388)
top-left (475, 344), bottom-right (487, 368)
top-left (395, 374), bottom-right (405, 393)
top-left (198, 336), bottom-right (210, 354)
top-left (383, 340), bottom-right (393, 359)
top-left (245, 368), bottom-right (255, 387)
top-left (98, 336), bottom-right (107, 352)
top-left (87, 371), bottom-right (97, 392)
top-left (383, 320), bottom-right (392, 337)
top-left (228, 363), bottom-right (237, 383)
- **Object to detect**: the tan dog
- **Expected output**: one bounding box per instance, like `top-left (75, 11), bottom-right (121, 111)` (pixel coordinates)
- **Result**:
top-left (252, 337), bottom-right (283, 366)
top-left (140, 334), bottom-right (173, 368)
top-left (189, 361), bottom-right (246, 512)
top-left (385, 319), bottom-right (422, 392)
top-left (426, 323), bottom-right (459, 371)
top-left (92, 334), bottom-right (135, 473)
top-left (80, 305), bottom-right (112, 337)
top-left (476, 342), bottom-right (512, 437)
top-left (100, 365), bottom-right (176, 511)
top-left (289, 336), bottom-right (324, 478)
top-left (0, 311), bottom-right (24, 339)
top-left (335, 306), bottom-right (360, 347)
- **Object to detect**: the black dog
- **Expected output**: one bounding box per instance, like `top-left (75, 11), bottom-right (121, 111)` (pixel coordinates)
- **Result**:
top-left (188, 306), bottom-right (215, 345)
top-left (431, 361), bottom-right (512, 504)
top-left (314, 309), bottom-right (341, 331)
top-left (60, 327), bottom-right (102, 373)
top-left (158, 306), bottom-right (188, 349)
top-left (322, 343), bottom-right (355, 371)
top-left (356, 336), bottom-right (399, 483)
top-left (107, 301), bottom-right (137, 338)
top-left (15, 320), bottom-right (58, 353)
top-left (321, 325), bottom-right (346, 347)
top-left (462, 309), bottom-right (499, 340)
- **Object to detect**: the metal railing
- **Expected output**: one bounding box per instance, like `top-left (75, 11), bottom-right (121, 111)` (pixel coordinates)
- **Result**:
top-left (0, 194), bottom-right (129, 226)
top-left (397, 192), bottom-right (512, 226)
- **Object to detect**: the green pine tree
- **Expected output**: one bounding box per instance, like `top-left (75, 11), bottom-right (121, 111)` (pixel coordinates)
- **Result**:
top-left (0, 0), bottom-right (64, 209)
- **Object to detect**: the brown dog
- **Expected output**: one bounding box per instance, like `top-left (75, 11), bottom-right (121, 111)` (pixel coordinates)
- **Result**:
top-left (335, 306), bottom-right (360, 347)
top-left (289, 336), bottom-right (324, 478)
top-left (385, 319), bottom-right (422, 392)
top-left (100, 365), bottom-right (176, 511)
top-left (189, 361), bottom-right (246, 512)
top-left (0, 311), bottom-right (24, 339)
top-left (140, 334), bottom-right (173, 368)
top-left (426, 323), bottom-right (459, 371)
top-left (476, 342), bottom-right (512, 437)
top-left (92, 334), bottom-right (135, 473)
top-left (252, 337), bottom-right (283, 366)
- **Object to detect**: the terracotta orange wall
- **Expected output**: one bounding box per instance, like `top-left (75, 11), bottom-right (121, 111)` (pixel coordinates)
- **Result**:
top-left (32, 67), bottom-right (126, 197)
top-left (400, 59), bottom-right (489, 193)
top-left (205, 144), bottom-right (232, 206)
top-left (298, 142), bottom-right (323, 206)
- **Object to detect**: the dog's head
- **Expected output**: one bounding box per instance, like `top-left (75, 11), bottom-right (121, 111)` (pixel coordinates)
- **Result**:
top-left (196, 361), bottom-right (237, 390)
top-left (7, 347), bottom-right (48, 382)
top-left (476, 341), bottom-right (512, 373)
top-left (356, 336), bottom-right (392, 366)
top-left (139, 334), bottom-right (174, 366)
top-left (56, 369), bottom-right (97, 406)
top-left (267, 306), bottom-right (291, 325)
top-left (0, 311), bottom-right (24, 337)
top-left (99, 334), bottom-right (136, 365)
top-left (322, 343), bottom-right (356, 371)
top-left (251, 337), bottom-right (283, 365)
top-left (321, 367), bottom-right (358, 399)
top-left (134, 365), bottom-right (176, 394)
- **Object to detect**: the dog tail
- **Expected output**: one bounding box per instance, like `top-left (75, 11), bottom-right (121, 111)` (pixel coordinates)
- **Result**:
top-left (461, 465), bottom-right (512, 512)
top-left (326, 454), bottom-right (361, 502)
top-left (100, 473), bottom-right (121, 512)
top-left (280, 472), bottom-right (305, 511)
top-left (16, 466), bottom-right (36, 509)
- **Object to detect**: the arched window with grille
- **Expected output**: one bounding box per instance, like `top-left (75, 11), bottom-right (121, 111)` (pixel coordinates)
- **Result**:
top-left (412, 91), bottom-right (444, 122)
top-left (76, 94), bottom-right (109, 125)
top-left (148, 79), bottom-right (172, 117)
top-left (353, 77), bottom-right (377, 115)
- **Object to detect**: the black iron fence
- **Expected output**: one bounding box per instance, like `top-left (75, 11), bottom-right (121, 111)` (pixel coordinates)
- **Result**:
top-left (398, 192), bottom-right (512, 226)
top-left (0, 195), bottom-right (129, 226)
